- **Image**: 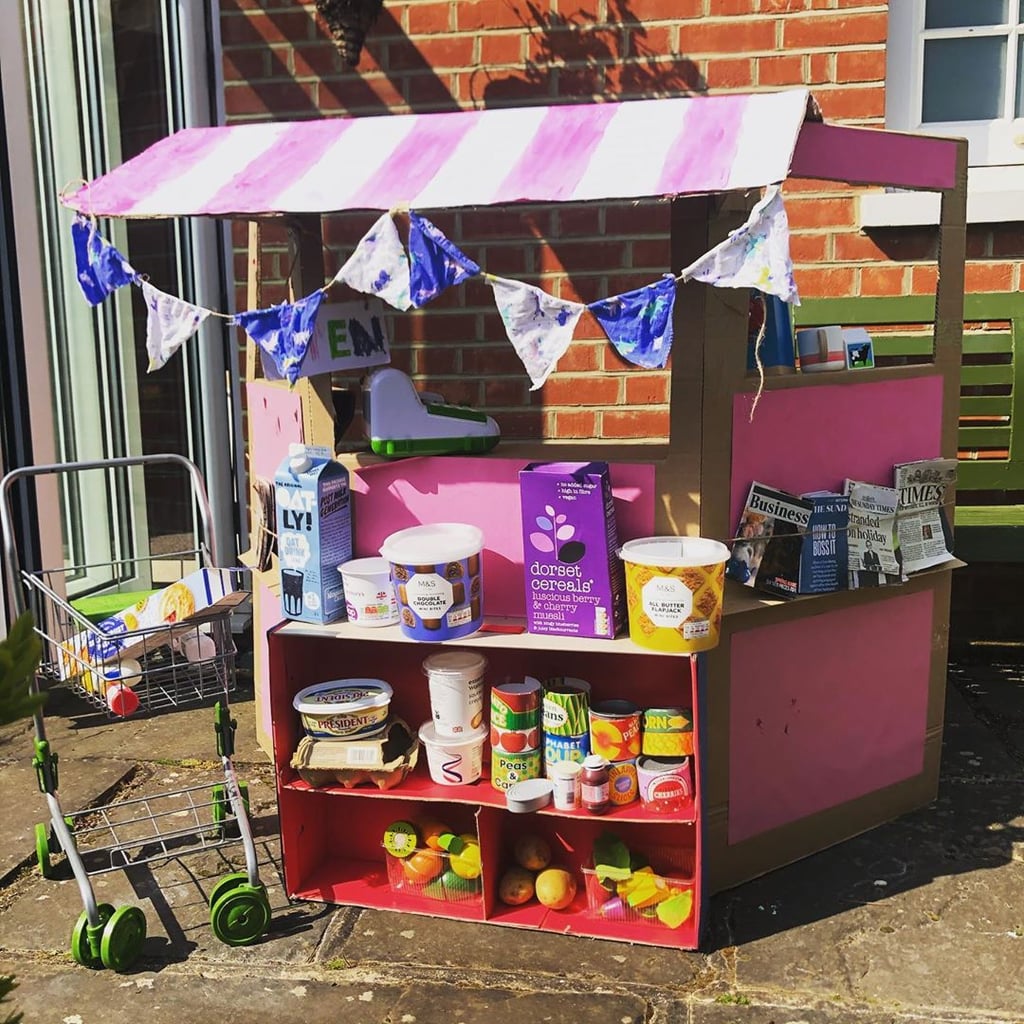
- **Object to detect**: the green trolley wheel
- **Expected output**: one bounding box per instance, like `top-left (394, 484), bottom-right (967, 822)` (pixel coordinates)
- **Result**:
top-left (70, 903), bottom-right (114, 969)
top-left (209, 884), bottom-right (271, 947)
top-left (211, 781), bottom-right (250, 837)
top-left (35, 823), bottom-right (55, 879)
top-left (99, 905), bottom-right (147, 972)
top-left (208, 870), bottom-right (251, 908)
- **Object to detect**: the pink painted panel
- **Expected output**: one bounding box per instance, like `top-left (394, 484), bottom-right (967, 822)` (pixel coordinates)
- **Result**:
top-left (656, 93), bottom-right (747, 194)
top-left (790, 121), bottom-right (960, 190)
top-left (255, 576), bottom-right (281, 751)
top-left (728, 589), bottom-right (934, 844)
top-left (730, 375), bottom-right (945, 529)
top-left (246, 382), bottom-right (304, 485)
top-left (350, 457), bottom-right (655, 618)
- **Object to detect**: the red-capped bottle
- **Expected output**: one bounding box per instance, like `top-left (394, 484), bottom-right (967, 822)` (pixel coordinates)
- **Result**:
top-left (581, 754), bottom-right (611, 815)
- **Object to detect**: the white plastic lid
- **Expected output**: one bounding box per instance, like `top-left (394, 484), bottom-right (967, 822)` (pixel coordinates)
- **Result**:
top-left (417, 719), bottom-right (488, 747)
top-left (380, 523), bottom-right (484, 564)
top-left (619, 536), bottom-right (730, 568)
top-left (422, 650), bottom-right (488, 680)
top-left (583, 754), bottom-right (609, 770)
top-left (293, 679), bottom-right (393, 715)
top-left (338, 556), bottom-right (391, 578)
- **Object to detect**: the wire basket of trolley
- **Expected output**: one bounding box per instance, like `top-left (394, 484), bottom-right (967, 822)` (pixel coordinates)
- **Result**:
top-left (0, 454), bottom-right (270, 971)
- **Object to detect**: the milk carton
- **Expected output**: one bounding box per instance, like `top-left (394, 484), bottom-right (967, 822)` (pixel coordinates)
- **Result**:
top-left (519, 461), bottom-right (626, 639)
top-left (275, 445), bottom-right (352, 624)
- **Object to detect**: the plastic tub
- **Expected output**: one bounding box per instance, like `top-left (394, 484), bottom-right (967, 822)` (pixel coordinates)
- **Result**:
top-left (422, 650), bottom-right (487, 738)
top-left (339, 556), bottom-right (399, 627)
top-left (380, 523), bottom-right (484, 641)
top-left (293, 679), bottom-right (393, 740)
top-left (618, 537), bottom-right (730, 653)
top-left (418, 720), bottom-right (486, 785)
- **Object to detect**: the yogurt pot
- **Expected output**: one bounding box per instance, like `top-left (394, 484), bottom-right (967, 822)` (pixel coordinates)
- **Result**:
top-left (422, 650), bottom-right (487, 738)
top-left (293, 679), bottom-right (393, 740)
top-left (339, 557), bottom-right (399, 627)
top-left (418, 720), bottom-right (486, 785)
top-left (380, 523), bottom-right (484, 641)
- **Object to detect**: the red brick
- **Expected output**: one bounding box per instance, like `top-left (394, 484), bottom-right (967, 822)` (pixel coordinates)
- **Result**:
top-left (553, 409), bottom-right (599, 438)
top-left (605, 201), bottom-right (667, 235)
top-left (606, 57), bottom-right (706, 95)
top-left (411, 345), bottom-right (460, 376)
top-left (389, 35), bottom-right (475, 70)
top-left (407, 2), bottom-right (454, 34)
top-left (706, 57), bottom-right (754, 88)
top-left (607, 272), bottom-right (660, 295)
top-left (553, 205), bottom-right (603, 237)
top-left (783, 13), bottom-right (887, 48)
top-left (480, 32), bottom-right (523, 65)
top-left (481, 246), bottom-right (531, 276)
top-left (543, 374), bottom-right (622, 406)
top-left (631, 239), bottom-right (671, 269)
top-left (964, 229), bottom-right (989, 260)
top-left (457, 0), bottom-right (530, 32)
top-left (785, 196), bottom-right (857, 230)
top-left (835, 48), bottom-right (886, 84)
top-left (629, 25), bottom-right (675, 58)
top-left (319, 73), bottom-right (407, 113)
top-left (788, 232), bottom-right (829, 263)
top-left (552, 63), bottom-right (606, 99)
top-left (462, 341), bottom-right (527, 376)
top-left (992, 226), bottom-right (1024, 258)
top-left (837, 229), bottom-right (937, 262)
top-left (686, 18), bottom-right (777, 53)
top-left (500, 409), bottom-right (551, 440)
top-left (603, 408), bottom-right (670, 439)
top-left (483, 378), bottom-right (530, 405)
top-left (290, 42), bottom-right (343, 78)
top-left (625, 374), bottom-right (670, 406)
top-left (404, 71), bottom-right (460, 108)
top-left (556, 275), bottom-right (604, 305)
top-left (462, 208), bottom-right (551, 240)
top-left (965, 262), bottom-right (1015, 293)
top-left (713, 0), bottom-right (757, 13)
top-left (815, 85), bottom-right (885, 120)
top-left (629, 0), bottom-right (704, 18)
top-left (221, 10), bottom-right (313, 46)
top-left (807, 52), bottom-right (831, 84)
top-left (555, 339), bottom-right (602, 373)
top-left (222, 48), bottom-right (269, 80)
top-left (758, 54), bottom-right (804, 87)
top-left (794, 265), bottom-right (856, 297)
top-left (859, 265), bottom-right (907, 296)
top-left (224, 80), bottom-right (317, 118)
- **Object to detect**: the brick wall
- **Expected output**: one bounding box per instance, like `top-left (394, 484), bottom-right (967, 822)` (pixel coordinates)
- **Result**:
top-left (220, 0), bottom-right (1022, 442)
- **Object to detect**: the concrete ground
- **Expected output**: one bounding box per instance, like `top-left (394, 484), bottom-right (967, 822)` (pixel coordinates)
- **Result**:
top-left (0, 652), bottom-right (1021, 1024)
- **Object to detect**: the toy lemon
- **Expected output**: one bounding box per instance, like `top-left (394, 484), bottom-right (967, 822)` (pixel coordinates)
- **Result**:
top-left (438, 832), bottom-right (481, 880)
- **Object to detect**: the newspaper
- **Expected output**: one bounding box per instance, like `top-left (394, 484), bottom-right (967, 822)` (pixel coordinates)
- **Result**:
top-left (894, 457), bottom-right (958, 574)
top-left (843, 479), bottom-right (903, 589)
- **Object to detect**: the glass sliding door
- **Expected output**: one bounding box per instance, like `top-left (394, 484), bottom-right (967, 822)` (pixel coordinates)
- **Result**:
top-left (14, 0), bottom-right (236, 597)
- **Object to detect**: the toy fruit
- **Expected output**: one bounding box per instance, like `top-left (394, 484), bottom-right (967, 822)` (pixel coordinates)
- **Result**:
top-left (383, 820), bottom-right (419, 858)
top-left (401, 849), bottom-right (444, 884)
top-left (416, 819), bottom-right (452, 851)
top-left (441, 868), bottom-right (481, 897)
top-left (513, 834), bottom-right (551, 872)
top-left (439, 832), bottom-right (482, 880)
top-left (498, 867), bottom-right (535, 906)
top-left (534, 867), bottom-right (577, 910)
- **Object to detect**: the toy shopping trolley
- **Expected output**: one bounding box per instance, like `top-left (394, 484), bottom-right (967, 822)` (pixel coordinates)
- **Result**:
top-left (0, 454), bottom-right (269, 971)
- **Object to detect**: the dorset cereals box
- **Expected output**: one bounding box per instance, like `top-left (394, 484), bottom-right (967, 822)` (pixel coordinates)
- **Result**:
top-left (519, 461), bottom-right (626, 639)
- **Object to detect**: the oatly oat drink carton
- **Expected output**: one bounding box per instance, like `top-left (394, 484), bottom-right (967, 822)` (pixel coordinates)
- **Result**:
top-left (519, 461), bottom-right (626, 639)
top-left (275, 444), bottom-right (352, 624)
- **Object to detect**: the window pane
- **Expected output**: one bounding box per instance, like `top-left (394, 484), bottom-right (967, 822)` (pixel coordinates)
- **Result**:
top-left (1018, 38), bottom-right (1024, 116)
top-left (923, 37), bottom-right (1006, 121)
top-left (926, 0), bottom-right (1006, 28)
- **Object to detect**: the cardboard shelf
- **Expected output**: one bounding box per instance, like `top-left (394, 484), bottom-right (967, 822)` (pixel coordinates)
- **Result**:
top-left (281, 763), bottom-right (698, 825)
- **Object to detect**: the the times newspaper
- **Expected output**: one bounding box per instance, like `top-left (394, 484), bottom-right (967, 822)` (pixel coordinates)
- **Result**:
top-left (844, 479), bottom-right (902, 589)
top-left (894, 457), bottom-right (958, 574)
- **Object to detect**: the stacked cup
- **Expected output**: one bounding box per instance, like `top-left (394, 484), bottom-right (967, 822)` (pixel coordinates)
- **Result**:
top-left (419, 651), bottom-right (488, 786)
top-left (588, 699), bottom-right (642, 807)
top-left (489, 678), bottom-right (542, 791)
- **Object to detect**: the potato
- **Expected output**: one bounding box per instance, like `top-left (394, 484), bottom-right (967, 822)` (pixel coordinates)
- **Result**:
top-left (498, 867), bottom-right (536, 906)
top-left (513, 834), bottom-right (552, 871)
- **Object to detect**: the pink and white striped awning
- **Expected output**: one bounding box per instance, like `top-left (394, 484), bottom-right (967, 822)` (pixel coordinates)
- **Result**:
top-left (61, 90), bottom-right (821, 219)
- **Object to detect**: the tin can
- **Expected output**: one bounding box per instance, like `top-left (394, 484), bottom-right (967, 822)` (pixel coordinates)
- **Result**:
top-left (543, 730), bottom-right (590, 772)
top-left (490, 722), bottom-right (542, 754)
top-left (589, 699), bottom-right (642, 762)
top-left (637, 756), bottom-right (693, 813)
top-left (490, 748), bottom-right (542, 792)
top-left (608, 759), bottom-right (638, 806)
top-left (542, 678), bottom-right (591, 737)
top-left (641, 707), bottom-right (693, 757)
top-left (490, 678), bottom-right (542, 730)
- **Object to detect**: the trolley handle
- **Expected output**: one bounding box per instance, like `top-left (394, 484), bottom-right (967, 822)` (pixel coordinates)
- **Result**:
top-left (1, 454), bottom-right (220, 618)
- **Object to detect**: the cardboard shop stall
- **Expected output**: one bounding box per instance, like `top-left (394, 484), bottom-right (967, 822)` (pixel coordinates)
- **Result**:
top-left (63, 88), bottom-right (967, 947)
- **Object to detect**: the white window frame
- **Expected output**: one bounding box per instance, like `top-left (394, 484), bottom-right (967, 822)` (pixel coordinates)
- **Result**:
top-left (865, 0), bottom-right (1024, 226)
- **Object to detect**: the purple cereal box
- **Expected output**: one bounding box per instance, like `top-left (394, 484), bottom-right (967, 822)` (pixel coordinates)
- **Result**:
top-left (519, 461), bottom-right (626, 639)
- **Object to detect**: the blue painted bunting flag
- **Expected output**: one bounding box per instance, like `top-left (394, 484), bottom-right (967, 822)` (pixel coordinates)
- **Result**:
top-left (234, 291), bottom-right (326, 384)
top-left (680, 185), bottom-right (799, 304)
top-left (332, 212), bottom-right (412, 311)
top-left (407, 211), bottom-right (480, 307)
top-left (71, 214), bottom-right (139, 305)
top-left (488, 276), bottom-right (585, 390)
top-left (588, 273), bottom-right (677, 369)
top-left (141, 281), bottom-right (211, 372)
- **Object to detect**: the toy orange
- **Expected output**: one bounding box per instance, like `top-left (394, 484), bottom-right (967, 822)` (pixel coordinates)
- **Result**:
top-left (401, 849), bottom-right (444, 884)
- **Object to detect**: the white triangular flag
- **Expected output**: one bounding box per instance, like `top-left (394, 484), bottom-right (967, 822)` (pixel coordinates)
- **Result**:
top-left (681, 184), bottom-right (800, 305)
top-left (141, 280), bottom-right (212, 372)
top-left (488, 276), bottom-right (585, 390)
top-left (332, 212), bottom-right (412, 311)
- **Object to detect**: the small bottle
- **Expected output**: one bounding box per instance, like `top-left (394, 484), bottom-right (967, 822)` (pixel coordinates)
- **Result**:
top-left (581, 754), bottom-right (611, 815)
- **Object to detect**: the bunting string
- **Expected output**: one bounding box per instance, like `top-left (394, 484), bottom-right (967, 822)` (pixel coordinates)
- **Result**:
top-left (64, 183), bottom-right (799, 387)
